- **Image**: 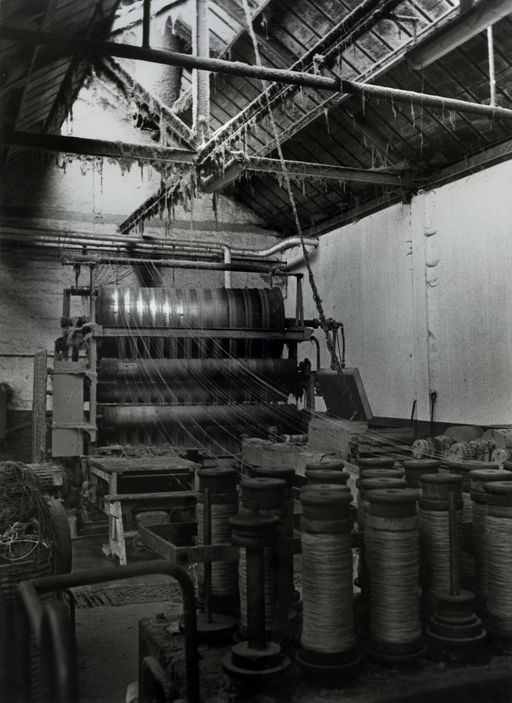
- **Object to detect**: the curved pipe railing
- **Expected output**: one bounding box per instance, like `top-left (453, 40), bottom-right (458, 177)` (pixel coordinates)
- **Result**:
top-left (18, 560), bottom-right (199, 703)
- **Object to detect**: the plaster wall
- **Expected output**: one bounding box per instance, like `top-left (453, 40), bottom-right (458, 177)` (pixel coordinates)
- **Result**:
top-left (288, 159), bottom-right (512, 426)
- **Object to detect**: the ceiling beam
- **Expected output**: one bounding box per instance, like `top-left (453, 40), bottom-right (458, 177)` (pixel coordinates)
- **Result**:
top-left (100, 57), bottom-right (195, 147)
top-left (407, 0), bottom-right (512, 70)
top-left (0, 129), bottom-right (197, 163)
top-left (199, 0), bottom-right (404, 160)
top-left (203, 155), bottom-right (405, 191)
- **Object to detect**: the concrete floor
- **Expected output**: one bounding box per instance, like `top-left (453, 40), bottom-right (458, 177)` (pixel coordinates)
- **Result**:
top-left (72, 535), bottom-right (183, 703)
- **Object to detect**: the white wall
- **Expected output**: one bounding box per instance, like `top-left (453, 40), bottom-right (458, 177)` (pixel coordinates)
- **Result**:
top-left (289, 160), bottom-right (512, 426)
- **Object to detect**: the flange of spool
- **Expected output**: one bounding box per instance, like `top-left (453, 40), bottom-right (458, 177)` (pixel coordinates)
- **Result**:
top-left (443, 460), bottom-right (500, 491)
top-left (359, 468), bottom-right (404, 480)
top-left (240, 477), bottom-right (287, 512)
top-left (365, 488), bottom-right (424, 663)
top-left (223, 510), bottom-right (290, 679)
top-left (358, 476), bottom-right (408, 494)
top-left (419, 473), bottom-right (463, 511)
top-left (250, 466), bottom-right (295, 486)
top-left (306, 468), bottom-right (350, 485)
top-left (470, 468), bottom-right (512, 504)
top-left (426, 590), bottom-right (487, 657)
top-left (297, 487), bottom-right (360, 679)
top-left (197, 466), bottom-right (239, 494)
top-left (357, 457), bottom-right (396, 470)
top-left (402, 459), bottom-right (441, 488)
top-left (305, 459), bottom-right (345, 472)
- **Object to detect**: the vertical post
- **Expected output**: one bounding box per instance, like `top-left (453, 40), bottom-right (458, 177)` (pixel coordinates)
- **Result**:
top-left (246, 545), bottom-right (266, 650)
top-left (193, 0), bottom-right (210, 145)
top-left (88, 266), bottom-right (97, 449)
top-left (203, 488), bottom-right (212, 624)
top-left (142, 0), bottom-right (151, 48)
top-left (295, 274), bottom-right (304, 327)
top-left (222, 245), bottom-right (232, 289)
top-left (487, 27), bottom-right (496, 106)
top-left (448, 491), bottom-right (459, 597)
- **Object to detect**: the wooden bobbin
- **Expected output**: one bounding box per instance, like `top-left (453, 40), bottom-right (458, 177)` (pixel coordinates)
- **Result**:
top-left (470, 469), bottom-right (512, 608)
top-left (483, 482), bottom-right (512, 650)
top-left (365, 488), bottom-right (424, 663)
top-left (402, 459), bottom-right (440, 488)
top-left (419, 473), bottom-right (463, 615)
top-left (297, 487), bottom-right (360, 679)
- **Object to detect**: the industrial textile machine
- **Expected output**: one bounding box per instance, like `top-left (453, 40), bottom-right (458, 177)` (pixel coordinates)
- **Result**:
top-left (47, 266), bottom-right (322, 458)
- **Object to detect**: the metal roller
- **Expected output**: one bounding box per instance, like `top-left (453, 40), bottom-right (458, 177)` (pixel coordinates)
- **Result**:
top-left (100, 403), bottom-right (305, 430)
top-left (96, 286), bottom-right (285, 330)
top-left (99, 357), bottom-right (297, 384)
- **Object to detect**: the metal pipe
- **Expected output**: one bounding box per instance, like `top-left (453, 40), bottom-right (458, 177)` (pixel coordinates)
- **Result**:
top-left (487, 26), bottom-right (496, 106)
top-left (0, 226), bottom-right (315, 260)
top-left (194, 0), bottom-right (210, 144)
top-left (222, 245), bottom-right (232, 288)
top-left (0, 25), bottom-right (342, 91)
top-left (4, 25), bottom-right (512, 122)
top-left (61, 255), bottom-right (285, 273)
top-left (18, 561), bottom-right (200, 703)
top-left (142, 0), bottom-right (151, 48)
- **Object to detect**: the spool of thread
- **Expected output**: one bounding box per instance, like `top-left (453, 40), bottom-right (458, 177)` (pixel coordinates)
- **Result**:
top-left (419, 473), bottom-right (463, 614)
top-left (250, 466), bottom-right (298, 616)
top-left (306, 468), bottom-right (350, 485)
top-left (196, 468), bottom-right (239, 609)
top-left (297, 486), bottom-right (359, 677)
top-left (470, 469), bottom-right (512, 606)
top-left (484, 482), bottom-right (512, 648)
top-left (239, 477), bottom-right (287, 638)
top-left (402, 459), bottom-right (440, 488)
top-left (357, 477), bottom-right (408, 601)
top-left (365, 488), bottom-right (423, 662)
top-left (412, 435), bottom-right (454, 459)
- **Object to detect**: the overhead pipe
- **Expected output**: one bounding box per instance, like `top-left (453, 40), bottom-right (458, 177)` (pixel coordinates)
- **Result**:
top-left (222, 245), bottom-right (232, 288)
top-left (0, 227), bottom-right (317, 261)
top-left (3, 25), bottom-right (512, 123)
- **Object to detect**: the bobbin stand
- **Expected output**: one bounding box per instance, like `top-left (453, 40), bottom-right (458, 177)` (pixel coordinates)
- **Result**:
top-left (194, 487), bottom-right (236, 643)
top-left (223, 509), bottom-right (290, 679)
top-left (426, 492), bottom-right (487, 663)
